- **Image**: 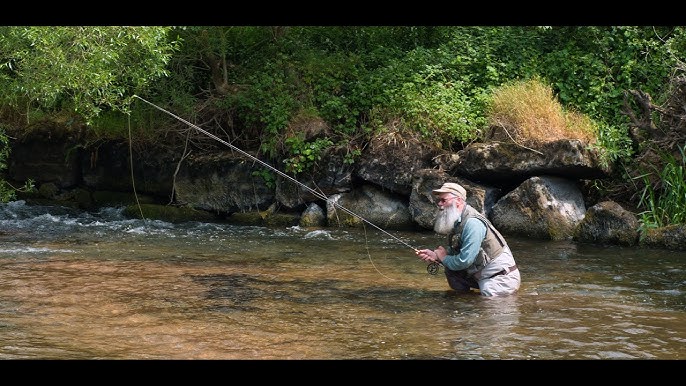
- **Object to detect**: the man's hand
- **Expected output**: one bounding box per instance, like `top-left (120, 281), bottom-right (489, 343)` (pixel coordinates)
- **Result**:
top-left (416, 248), bottom-right (442, 263)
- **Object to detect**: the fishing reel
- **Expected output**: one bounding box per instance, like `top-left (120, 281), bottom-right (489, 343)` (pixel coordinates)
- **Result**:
top-left (427, 261), bottom-right (441, 275)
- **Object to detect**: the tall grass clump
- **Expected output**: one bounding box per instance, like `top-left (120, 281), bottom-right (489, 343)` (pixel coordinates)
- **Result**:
top-left (636, 143), bottom-right (686, 230)
top-left (486, 77), bottom-right (598, 145)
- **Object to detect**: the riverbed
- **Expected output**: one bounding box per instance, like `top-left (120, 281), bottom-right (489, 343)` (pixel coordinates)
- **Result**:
top-left (0, 200), bottom-right (684, 359)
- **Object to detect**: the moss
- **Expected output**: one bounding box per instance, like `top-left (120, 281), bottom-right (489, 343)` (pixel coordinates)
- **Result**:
top-left (92, 190), bottom-right (158, 207)
top-left (123, 203), bottom-right (218, 223)
top-left (228, 211), bottom-right (265, 226)
top-left (546, 220), bottom-right (575, 241)
top-left (264, 212), bottom-right (301, 227)
top-left (639, 224), bottom-right (686, 251)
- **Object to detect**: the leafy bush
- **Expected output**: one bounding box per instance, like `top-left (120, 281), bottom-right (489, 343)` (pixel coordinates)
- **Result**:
top-left (282, 136), bottom-right (333, 174)
top-left (0, 26), bottom-right (179, 125)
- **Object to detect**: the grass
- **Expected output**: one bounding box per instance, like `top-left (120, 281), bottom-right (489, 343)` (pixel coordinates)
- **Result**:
top-left (636, 143), bottom-right (686, 230)
top-left (486, 77), bottom-right (598, 145)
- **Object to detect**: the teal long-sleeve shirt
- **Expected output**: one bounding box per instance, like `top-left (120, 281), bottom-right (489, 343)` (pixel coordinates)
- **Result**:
top-left (442, 217), bottom-right (487, 271)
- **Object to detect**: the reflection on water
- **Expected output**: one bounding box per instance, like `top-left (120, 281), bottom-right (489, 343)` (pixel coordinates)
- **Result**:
top-left (0, 200), bottom-right (685, 359)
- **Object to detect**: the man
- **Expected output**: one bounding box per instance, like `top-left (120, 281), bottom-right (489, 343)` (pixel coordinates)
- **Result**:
top-left (416, 182), bottom-right (520, 296)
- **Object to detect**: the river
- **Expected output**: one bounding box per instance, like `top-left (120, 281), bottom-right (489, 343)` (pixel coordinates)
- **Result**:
top-left (0, 200), bottom-right (684, 360)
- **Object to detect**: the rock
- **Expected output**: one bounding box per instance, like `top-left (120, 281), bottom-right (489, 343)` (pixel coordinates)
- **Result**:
top-left (9, 133), bottom-right (686, 251)
top-left (326, 184), bottom-right (414, 230)
top-left (122, 203), bottom-right (218, 223)
top-left (436, 139), bottom-right (611, 188)
top-left (275, 150), bottom-right (353, 210)
top-left (640, 224), bottom-right (686, 251)
top-left (299, 203), bottom-right (326, 227)
top-left (174, 152), bottom-right (273, 213)
top-left (410, 169), bottom-right (501, 229)
top-left (355, 130), bottom-right (441, 195)
top-left (491, 175), bottom-right (586, 240)
top-left (574, 201), bottom-right (640, 246)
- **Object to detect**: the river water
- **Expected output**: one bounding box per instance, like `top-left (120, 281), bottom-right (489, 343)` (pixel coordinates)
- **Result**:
top-left (0, 200), bottom-right (684, 360)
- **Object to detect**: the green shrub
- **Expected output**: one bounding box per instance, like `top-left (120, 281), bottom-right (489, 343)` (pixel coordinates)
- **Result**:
top-left (636, 143), bottom-right (686, 230)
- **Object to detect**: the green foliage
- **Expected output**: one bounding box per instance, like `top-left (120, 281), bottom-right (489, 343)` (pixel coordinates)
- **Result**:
top-left (636, 144), bottom-right (686, 230)
top-left (251, 168), bottom-right (276, 189)
top-left (304, 52), bottom-right (366, 136)
top-left (223, 55), bottom-right (302, 157)
top-left (0, 26), bottom-right (180, 125)
top-left (134, 26), bottom-right (686, 164)
top-left (4, 25), bottom-right (686, 219)
top-left (386, 80), bottom-right (486, 146)
top-left (592, 120), bottom-right (635, 168)
top-left (539, 27), bottom-right (677, 161)
top-left (282, 136), bottom-right (333, 175)
top-left (343, 147), bottom-right (361, 165)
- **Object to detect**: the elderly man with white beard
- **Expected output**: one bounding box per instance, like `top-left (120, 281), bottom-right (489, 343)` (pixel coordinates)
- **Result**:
top-left (415, 182), bottom-right (521, 296)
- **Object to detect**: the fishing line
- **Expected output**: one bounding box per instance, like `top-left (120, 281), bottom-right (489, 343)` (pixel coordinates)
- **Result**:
top-left (127, 112), bottom-right (146, 222)
top-left (131, 95), bottom-right (423, 259)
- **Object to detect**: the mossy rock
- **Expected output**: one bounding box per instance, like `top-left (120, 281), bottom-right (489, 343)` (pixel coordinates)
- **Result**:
top-left (226, 210), bottom-right (300, 227)
top-left (93, 190), bottom-right (158, 207)
top-left (122, 203), bottom-right (218, 223)
top-left (227, 211), bottom-right (265, 226)
top-left (264, 212), bottom-right (301, 227)
top-left (639, 224), bottom-right (686, 251)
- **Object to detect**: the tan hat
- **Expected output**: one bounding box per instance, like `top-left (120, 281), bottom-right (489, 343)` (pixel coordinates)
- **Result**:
top-left (432, 182), bottom-right (466, 199)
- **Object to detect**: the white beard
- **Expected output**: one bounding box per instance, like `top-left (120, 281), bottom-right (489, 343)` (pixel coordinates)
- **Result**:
top-left (434, 203), bottom-right (460, 235)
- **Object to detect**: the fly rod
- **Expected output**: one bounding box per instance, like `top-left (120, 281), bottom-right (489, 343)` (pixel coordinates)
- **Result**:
top-left (132, 95), bottom-right (423, 254)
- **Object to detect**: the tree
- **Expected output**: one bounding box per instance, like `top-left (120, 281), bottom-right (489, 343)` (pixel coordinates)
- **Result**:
top-left (0, 26), bottom-right (180, 125)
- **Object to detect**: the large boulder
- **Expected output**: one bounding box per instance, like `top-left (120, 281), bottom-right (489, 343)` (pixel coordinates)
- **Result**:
top-left (354, 130), bottom-right (441, 196)
top-left (574, 201), bottom-right (640, 246)
top-left (435, 139), bottom-right (611, 188)
top-left (81, 141), bottom-right (176, 198)
top-left (491, 175), bottom-right (586, 240)
top-left (326, 184), bottom-right (414, 230)
top-left (174, 152), bottom-right (273, 213)
top-left (9, 135), bottom-right (81, 189)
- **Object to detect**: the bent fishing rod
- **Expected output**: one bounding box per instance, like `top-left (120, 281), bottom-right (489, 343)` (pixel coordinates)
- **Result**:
top-left (132, 95), bottom-right (442, 273)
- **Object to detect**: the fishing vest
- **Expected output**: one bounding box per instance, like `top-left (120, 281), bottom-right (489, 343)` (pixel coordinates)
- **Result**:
top-left (448, 205), bottom-right (508, 275)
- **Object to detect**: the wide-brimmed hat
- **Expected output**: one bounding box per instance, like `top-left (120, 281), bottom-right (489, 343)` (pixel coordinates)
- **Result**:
top-left (432, 182), bottom-right (466, 199)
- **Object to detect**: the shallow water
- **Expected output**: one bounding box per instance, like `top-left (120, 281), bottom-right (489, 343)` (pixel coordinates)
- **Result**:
top-left (0, 200), bottom-right (684, 359)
